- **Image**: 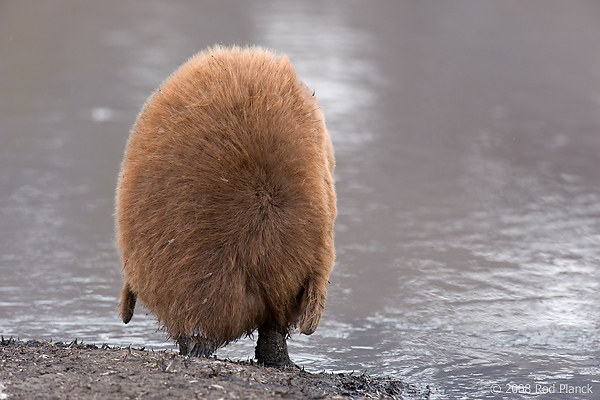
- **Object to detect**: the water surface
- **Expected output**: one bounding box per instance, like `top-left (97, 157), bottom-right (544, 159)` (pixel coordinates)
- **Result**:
top-left (1, 1), bottom-right (599, 398)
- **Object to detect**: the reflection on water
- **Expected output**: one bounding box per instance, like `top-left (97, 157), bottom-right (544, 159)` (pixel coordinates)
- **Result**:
top-left (1, 1), bottom-right (600, 398)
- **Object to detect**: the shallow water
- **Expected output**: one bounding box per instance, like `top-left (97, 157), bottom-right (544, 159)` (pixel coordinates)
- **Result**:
top-left (1, 1), bottom-right (599, 398)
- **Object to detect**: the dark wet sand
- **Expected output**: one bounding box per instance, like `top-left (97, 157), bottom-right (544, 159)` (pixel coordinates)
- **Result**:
top-left (0, 339), bottom-right (430, 399)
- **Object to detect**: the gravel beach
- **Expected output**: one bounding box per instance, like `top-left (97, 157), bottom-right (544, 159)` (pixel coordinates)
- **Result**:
top-left (0, 339), bottom-right (430, 399)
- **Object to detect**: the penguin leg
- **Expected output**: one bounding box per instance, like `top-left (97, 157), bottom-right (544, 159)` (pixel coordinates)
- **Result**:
top-left (255, 324), bottom-right (297, 368)
top-left (177, 335), bottom-right (218, 357)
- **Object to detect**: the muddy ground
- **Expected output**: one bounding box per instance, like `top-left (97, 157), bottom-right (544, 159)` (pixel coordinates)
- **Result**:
top-left (0, 339), bottom-right (430, 399)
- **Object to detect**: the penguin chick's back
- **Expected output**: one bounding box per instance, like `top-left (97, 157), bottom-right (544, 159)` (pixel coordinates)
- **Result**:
top-left (115, 45), bottom-right (336, 345)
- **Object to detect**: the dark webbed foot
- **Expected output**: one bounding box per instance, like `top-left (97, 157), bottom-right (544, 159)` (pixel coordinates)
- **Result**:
top-left (177, 335), bottom-right (217, 357)
top-left (255, 324), bottom-right (298, 368)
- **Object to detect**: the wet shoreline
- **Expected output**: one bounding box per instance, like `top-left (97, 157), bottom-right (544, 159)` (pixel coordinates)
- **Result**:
top-left (0, 339), bottom-right (431, 399)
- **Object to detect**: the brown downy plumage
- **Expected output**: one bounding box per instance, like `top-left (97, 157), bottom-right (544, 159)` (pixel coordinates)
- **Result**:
top-left (115, 45), bottom-right (336, 366)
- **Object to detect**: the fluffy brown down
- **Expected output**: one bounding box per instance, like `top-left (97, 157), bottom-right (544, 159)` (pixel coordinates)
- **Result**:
top-left (115, 46), bottom-right (336, 349)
